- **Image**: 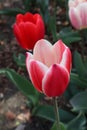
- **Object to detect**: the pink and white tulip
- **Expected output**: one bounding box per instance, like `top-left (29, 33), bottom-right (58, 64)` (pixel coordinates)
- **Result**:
top-left (69, 0), bottom-right (87, 7)
top-left (68, 0), bottom-right (87, 29)
top-left (26, 39), bottom-right (72, 97)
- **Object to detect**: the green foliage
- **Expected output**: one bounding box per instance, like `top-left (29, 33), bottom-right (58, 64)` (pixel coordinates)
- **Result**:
top-left (51, 122), bottom-right (66, 130)
top-left (0, 68), bottom-right (39, 105)
top-left (0, 8), bottom-right (25, 16)
top-left (23, 0), bottom-right (36, 12)
top-left (79, 29), bottom-right (87, 41)
top-left (64, 82), bottom-right (81, 100)
top-left (70, 73), bottom-right (87, 88)
top-left (57, 27), bottom-right (81, 45)
top-left (36, 0), bottom-right (49, 24)
top-left (33, 104), bottom-right (75, 123)
top-left (70, 91), bottom-right (87, 113)
top-left (66, 112), bottom-right (86, 130)
top-left (72, 51), bottom-right (87, 88)
top-left (33, 104), bottom-right (55, 122)
top-left (13, 53), bottom-right (26, 68)
top-left (48, 15), bottom-right (57, 42)
top-left (74, 51), bottom-right (86, 78)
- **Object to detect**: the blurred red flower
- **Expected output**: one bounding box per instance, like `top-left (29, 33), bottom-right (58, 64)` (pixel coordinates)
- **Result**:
top-left (13, 12), bottom-right (45, 50)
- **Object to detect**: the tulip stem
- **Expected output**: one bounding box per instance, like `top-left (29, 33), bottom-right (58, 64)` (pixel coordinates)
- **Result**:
top-left (53, 97), bottom-right (61, 130)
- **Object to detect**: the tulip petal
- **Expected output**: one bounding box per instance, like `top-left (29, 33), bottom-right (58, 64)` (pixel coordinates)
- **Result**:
top-left (26, 52), bottom-right (33, 73)
top-left (28, 60), bottom-right (48, 92)
top-left (77, 3), bottom-right (87, 27)
top-left (34, 39), bottom-right (57, 67)
top-left (24, 22), bottom-right (38, 49)
top-left (42, 64), bottom-right (69, 97)
top-left (60, 47), bottom-right (72, 73)
top-left (16, 14), bottom-right (24, 24)
top-left (69, 7), bottom-right (81, 29)
top-left (24, 12), bottom-right (35, 24)
top-left (13, 23), bottom-right (27, 49)
top-left (68, 0), bottom-right (76, 7)
top-left (34, 14), bottom-right (45, 39)
top-left (52, 40), bottom-right (66, 63)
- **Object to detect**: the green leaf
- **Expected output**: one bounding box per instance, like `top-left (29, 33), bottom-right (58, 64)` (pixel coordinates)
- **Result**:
top-left (0, 68), bottom-right (39, 105)
top-left (23, 0), bottom-right (32, 11)
top-left (48, 15), bottom-right (57, 41)
top-left (51, 122), bottom-right (66, 130)
top-left (13, 53), bottom-right (26, 68)
top-left (59, 109), bottom-right (75, 123)
top-left (74, 51), bottom-right (86, 78)
top-left (0, 8), bottom-right (25, 16)
top-left (70, 91), bottom-right (87, 112)
top-left (36, 0), bottom-right (49, 24)
top-left (79, 28), bottom-right (87, 40)
top-left (57, 27), bottom-right (81, 45)
top-left (33, 104), bottom-right (55, 122)
top-left (70, 73), bottom-right (87, 88)
top-left (66, 112), bottom-right (86, 130)
top-left (23, 0), bottom-right (37, 12)
top-left (33, 104), bottom-right (75, 122)
top-left (64, 82), bottom-right (81, 100)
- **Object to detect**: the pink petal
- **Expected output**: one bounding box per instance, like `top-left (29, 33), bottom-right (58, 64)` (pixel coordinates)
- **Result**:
top-left (77, 3), bottom-right (87, 27)
top-left (52, 40), bottom-right (66, 63)
top-left (60, 47), bottom-right (72, 74)
top-left (33, 39), bottom-right (57, 67)
top-left (69, 7), bottom-right (81, 29)
top-left (68, 0), bottom-right (76, 8)
top-left (42, 64), bottom-right (69, 97)
top-left (28, 60), bottom-right (48, 92)
top-left (26, 52), bottom-right (33, 73)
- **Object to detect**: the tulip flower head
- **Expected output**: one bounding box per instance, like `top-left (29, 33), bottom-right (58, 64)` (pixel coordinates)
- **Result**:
top-left (26, 39), bottom-right (72, 97)
top-left (68, 0), bottom-right (87, 29)
top-left (13, 12), bottom-right (45, 50)
top-left (69, 0), bottom-right (87, 7)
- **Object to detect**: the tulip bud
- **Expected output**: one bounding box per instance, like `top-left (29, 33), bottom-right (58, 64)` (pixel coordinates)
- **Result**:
top-left (13, 12), bottom-right (45, 50)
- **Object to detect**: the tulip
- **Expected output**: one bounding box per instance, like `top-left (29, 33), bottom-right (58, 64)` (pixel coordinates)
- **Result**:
top-left (68, 0), bottom-right (87, 29)
top-left (13, 12), bottom-right (45, 50)
top-left (26, 39), bottom-right (72, 97)
top-left (68, 0), bottom-right (87, 7)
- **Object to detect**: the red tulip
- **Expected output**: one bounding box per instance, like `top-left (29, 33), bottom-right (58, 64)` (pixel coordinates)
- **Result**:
top-left (26, 39), bottom-right (72, 97)
top-left (13, 12), bottom-right (45, 50)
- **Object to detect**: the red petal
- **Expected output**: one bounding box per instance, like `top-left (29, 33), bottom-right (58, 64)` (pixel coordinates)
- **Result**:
top-left (16, 14), bottom-right (24, 24)
top-left (13, 23), bottom-right (27, 49)
top-left (24, 22), bottom-right (38, 49)
top-left (24, 12), bottom-right (35, 23)
top-left (52, 40), bottom-right (66, 63)
top-left (42, 64), bottom-right (69, 97)
top-left (26, 52), bottom-right (33, 73)
top-left (34, 14), bottom-right (45, 39)
top-left (60, 47), bottom-right (72, 74)
top-left (28, 60), bottom-right (48, 92)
